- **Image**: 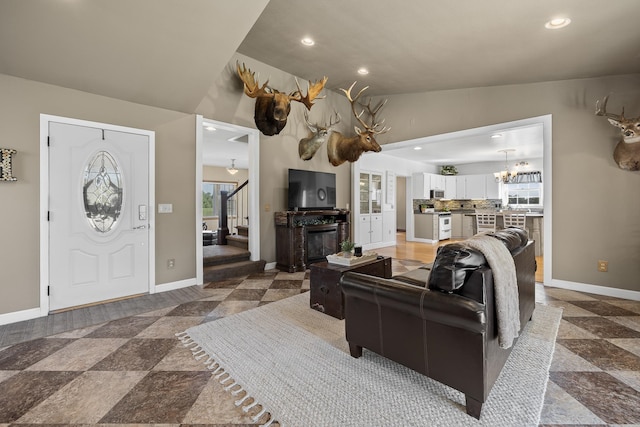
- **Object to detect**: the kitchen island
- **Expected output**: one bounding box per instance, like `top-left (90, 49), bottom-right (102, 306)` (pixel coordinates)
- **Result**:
top-left (464, 212), bottom-right (544, 256)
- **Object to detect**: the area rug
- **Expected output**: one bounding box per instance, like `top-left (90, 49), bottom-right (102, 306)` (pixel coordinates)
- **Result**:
top-left (178, 292), bottom-right (562, 427)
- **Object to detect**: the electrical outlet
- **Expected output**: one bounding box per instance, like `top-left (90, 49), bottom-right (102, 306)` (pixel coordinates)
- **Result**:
top-left (265, 203), bottom-right (270, 212)
top-left (167, 259), bottom-right (175, 269)
top-left (598, 260), bottom-right (608, 272)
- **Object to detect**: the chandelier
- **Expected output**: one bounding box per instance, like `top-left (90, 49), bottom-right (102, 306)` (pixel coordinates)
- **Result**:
top-left (494, 149), bottom-right (517, 184)
top-left (227, 159), bottom-right (238, 175)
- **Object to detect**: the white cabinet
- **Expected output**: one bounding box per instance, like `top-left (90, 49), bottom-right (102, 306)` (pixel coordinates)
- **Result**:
top-left (444, 175), bottom-right (457, 199)
top-left (360, 171), bottom-right (383, 245)
top-left (485, 175), bottom-right (501, 199)
top-left (464, 174), bottom-right (486, 199)
top-left (431, 174), bottom-right (445, 190)
top-left (412, 173), bottom-right (431, 198)
top-left (456, 176), bottom-right (466, 199)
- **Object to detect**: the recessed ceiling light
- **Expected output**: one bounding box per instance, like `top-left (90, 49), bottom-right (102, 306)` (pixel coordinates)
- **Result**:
top-left (205, 126), bottom-right (216, 131)
top-left (301, 37), bottom-right (315, 46)
top-left (414, 146), bottom-right (422, 150)
top-left (545, 17), bottom-right (571, 29)
top-left (491, 133), bottom-right (502, 139)
top-left (357, 67), bottom-right (369, 75)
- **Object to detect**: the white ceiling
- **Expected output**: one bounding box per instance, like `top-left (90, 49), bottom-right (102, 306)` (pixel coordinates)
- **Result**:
top-left (2, 1), bottom-right (639, 166)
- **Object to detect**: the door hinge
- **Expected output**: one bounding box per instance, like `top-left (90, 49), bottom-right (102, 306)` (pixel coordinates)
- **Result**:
top-left (47, 286), bottom-right (50, 296)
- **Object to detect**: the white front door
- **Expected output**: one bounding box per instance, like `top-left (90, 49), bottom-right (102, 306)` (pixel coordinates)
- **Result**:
top-left (48, 120), bottom-right (151, 311)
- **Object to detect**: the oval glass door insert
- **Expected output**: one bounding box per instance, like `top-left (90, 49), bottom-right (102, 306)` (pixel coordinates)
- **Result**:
top-left (82, 150), bottom-right (123, 232)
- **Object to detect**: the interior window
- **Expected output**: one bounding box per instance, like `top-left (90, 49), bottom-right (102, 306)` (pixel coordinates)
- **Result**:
top-left (506, 182), bottom-right (542, 207)
top-left (202, 181), bottom-right (237, 218)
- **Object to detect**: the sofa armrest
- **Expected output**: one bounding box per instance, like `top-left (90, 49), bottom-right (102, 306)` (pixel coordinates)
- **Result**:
top-left (340, 272), bottom-right (487, 333)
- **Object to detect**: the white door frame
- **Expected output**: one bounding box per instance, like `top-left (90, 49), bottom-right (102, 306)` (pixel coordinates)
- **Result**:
top-left (195, 115), bottom-right (260, 285)
top-left (39, 114), bottom-right (156, 316)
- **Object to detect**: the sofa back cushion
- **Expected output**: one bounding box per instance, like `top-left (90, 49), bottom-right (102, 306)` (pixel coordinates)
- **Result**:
top-left (428, 244), bottom-right (486, 292)
top-left (489, 227), bottom-right (528, 252)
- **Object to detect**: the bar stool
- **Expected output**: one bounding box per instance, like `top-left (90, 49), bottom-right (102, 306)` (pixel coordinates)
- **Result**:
top-left (475, 209), bottom-right (497, 234)
top-left (502, 209), bottom-right (528, 237)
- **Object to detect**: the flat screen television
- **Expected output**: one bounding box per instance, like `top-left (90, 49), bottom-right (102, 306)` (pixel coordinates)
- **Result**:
top-left (288, 168), bottom-right (336, 210)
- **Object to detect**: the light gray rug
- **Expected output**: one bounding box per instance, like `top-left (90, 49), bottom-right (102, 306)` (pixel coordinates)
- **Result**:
top-left (179, 292), bottom-right (562, 427)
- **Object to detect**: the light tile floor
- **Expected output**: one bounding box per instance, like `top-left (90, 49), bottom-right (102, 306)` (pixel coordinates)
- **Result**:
top-left (1, 260), bottom-right (639, 426)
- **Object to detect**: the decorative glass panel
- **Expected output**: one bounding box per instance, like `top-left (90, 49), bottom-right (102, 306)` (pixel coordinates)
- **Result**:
top-left (83, 151), bottom-right (123, 232)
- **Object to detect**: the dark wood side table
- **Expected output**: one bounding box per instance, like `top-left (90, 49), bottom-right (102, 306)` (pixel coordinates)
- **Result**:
top-left (309, 256), bottom-right (392, 319)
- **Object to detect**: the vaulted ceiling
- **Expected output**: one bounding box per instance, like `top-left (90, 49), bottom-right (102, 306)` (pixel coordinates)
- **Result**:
top-left (2, 0), bottom-right (638, 112)
top-left (2, 1), bottom-right (639, 166)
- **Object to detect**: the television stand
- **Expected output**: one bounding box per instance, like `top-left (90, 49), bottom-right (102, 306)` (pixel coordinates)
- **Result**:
top-left (275, 209), bottom-right (350, 272)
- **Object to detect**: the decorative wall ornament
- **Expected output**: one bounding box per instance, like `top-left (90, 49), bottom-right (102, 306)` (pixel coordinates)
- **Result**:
top-left (595, 95), bottom-right (640, 171)
top-left (236, 62), bottom-right (328, 136)
top-left (298, 110), bottom-right (340, 160)
top-left (0, 148), bottom-right (17, 182)
top-left (326, 82), bottom-right (390, 166)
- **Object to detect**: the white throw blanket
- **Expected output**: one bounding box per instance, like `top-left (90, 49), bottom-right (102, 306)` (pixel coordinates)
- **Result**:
top-left (461, 234), bottom-right (520, 349)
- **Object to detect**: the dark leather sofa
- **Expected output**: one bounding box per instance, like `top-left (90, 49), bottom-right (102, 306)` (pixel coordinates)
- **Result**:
top-left (340, 228), bottom-right (536, 419)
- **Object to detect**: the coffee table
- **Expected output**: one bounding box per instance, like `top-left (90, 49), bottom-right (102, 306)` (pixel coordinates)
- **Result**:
top-left (309, 256), bottom-right (392, 319)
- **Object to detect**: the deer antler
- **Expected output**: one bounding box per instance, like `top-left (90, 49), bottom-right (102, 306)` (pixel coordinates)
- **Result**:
top-left (341, 81), bottom-right (372, 131)
top-left (596, 95), bottom-right (625, 120)
top-left (359, 98), bottom-right (391, 135)
top-left (292, 76), bottom-right (328, 110)
top-left (341, 82), bottom-right (390, 134)
top-left (236, 61), bottom-right (272, 98)
top-left (304, 110), bottom-right (341, 132)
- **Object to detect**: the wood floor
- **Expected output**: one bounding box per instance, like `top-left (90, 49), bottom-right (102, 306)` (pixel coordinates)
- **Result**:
top-left (375, 232), bottom-right (544, 283)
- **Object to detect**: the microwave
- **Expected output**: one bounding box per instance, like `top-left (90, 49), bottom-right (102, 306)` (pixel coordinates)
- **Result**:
top-left (430, 189), bottom-right (445, 199)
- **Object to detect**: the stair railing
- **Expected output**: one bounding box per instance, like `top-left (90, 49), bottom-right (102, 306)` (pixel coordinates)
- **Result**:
top-left (217, 179), bottom-right (248, 245)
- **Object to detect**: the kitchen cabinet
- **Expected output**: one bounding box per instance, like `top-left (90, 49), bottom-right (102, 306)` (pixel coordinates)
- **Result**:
top-left (464, 174), bottom-right (486, 199)
top-left (431, 174), bottom-right (445, 190)
top-left (414, 213), bottom-right (438, 240)
top-left (462, 214), bottom-right (474, 238)
top-left (485, 175), bottom-right (501, 199)
top-left (456, 176), bottom-right (466, 199)
top-left (444, 175), bottom-right (457, 199)
top-left (360, 171), bottom-right (383, 245)
top-left (451, 213), bottom-right (463, 238)
top-left (412, 173), bottom-right (431, 198)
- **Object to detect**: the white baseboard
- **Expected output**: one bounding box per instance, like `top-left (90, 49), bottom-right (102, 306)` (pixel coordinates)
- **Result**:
top-left (264, 262), bottom-right (277, 271)
top-left (549, 279), bottom-right (640, 301)
top-left (0, 307), bottom-right (43, 326)
top-left (153, 278), bottom-right (198, 293)
top-left (363, 240), bottom-right (398, 251)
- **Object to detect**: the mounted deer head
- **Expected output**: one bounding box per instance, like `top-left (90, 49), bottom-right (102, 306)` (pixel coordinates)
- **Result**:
top-left (298, 111), bottom-right (340, 160)
top-left (236, 62), bottom-right (328, 136)
top-left (327, 82), bottom-right (390, 166)
top-left (595, 95), bottom-right (640, 171)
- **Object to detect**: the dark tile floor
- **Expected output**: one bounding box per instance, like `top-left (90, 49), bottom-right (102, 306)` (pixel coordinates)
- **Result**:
top-left (0, 259), bottom-right (639, 426)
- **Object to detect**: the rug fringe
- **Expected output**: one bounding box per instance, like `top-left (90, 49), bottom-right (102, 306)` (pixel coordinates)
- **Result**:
top-left (177, 329), bottom-right (279, 427)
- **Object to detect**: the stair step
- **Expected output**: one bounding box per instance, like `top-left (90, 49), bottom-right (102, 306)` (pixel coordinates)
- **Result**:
top-left (203, 245), bottom-right (250, 267)
top-left (236, 225), bottom-right (249, 237)
top-left (227, 234), bottom-right (248, 250)
top-left (203, 260), bottom-right (266, 282)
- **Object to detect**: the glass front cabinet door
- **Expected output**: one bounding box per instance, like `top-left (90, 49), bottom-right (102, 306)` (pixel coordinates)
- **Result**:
top-left (359, 171), bottom-right (383, 245)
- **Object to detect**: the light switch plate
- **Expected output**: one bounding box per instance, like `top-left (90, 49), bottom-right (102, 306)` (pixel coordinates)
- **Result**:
top-left (158, 203), bottom-right (173, 213)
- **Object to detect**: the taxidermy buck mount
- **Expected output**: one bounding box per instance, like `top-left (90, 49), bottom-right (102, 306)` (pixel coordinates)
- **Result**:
top-left (298, 110), bottom-right (340, 160)
top-left (326, 82), bottom-right (390, 166)
top-left (236, 62), bottom-right (328, 136)
top-left (595, 95), bottom-right (640, 171)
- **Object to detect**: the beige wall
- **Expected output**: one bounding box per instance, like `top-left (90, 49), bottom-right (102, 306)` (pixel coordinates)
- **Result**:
top-left (2, 58), bottom-right (639, 319)
top-left (196, 53), bottom-right (357, 263)
top-left (0, 74), bottom-right (193, 315)
top-left (374, 74), bottom-right (640, 292)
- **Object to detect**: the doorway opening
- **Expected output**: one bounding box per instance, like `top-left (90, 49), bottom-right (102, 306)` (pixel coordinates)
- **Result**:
top-left (195, 116), bottom-right (261, 285)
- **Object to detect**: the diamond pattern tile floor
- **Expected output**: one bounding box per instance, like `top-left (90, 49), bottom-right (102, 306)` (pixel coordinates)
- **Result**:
top-left (0, 263), bottom-right (639, 425)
